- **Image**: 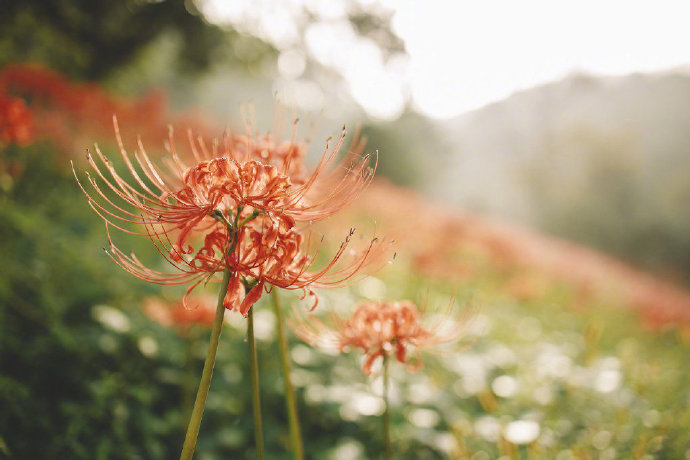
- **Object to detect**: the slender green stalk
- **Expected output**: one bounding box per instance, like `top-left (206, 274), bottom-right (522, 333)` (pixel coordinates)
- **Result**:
top-left (271, 289), bottom-right (304, 460)
top-left (181, 332), bottom-right (195, 431)
top-left (248, 307), bottom-right (265, 460)
top-left (382, 354), bottom-right (392, 460)
top-left (180, 267), bottom-right (232, 460)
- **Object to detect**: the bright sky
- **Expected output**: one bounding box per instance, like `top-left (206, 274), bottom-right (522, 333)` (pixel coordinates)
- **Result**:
top-left (393, 0), bottom-right (690, 118)
top-left (200, 0), bottom-right (690, 120)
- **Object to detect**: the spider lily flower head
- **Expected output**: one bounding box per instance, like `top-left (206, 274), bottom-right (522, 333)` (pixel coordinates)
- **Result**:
top-left (75, 115), bottom-right (387, 316)
top-left (0, 63), bottom-right (219, 153)
top-left (290, 299), bottom-right (473, 375)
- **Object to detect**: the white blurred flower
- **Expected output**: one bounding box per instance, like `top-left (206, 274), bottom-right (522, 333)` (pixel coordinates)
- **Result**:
top-left (504, 420), bottom-right (540, 445)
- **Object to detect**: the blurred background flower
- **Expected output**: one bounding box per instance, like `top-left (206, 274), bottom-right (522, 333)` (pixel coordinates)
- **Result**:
top-left (143, 295), bottom-right (216, 333)
top-left (290, 299), bottom-right (472, 375)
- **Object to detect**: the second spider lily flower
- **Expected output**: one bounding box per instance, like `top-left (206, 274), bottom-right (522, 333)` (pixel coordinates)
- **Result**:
top-left (290, 299), bottom-right (473, 375)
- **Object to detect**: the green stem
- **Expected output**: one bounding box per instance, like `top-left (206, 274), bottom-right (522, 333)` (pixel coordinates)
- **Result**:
top-left (383, 354), bottom-right (392, 460)
top-left (248, 307), bottom-right (265, 459)
top-left (180, 267), bottom-right (232, 460)
top-left (272, 290), bottom-right (304, 460)
top-left (181, 332), bottom-right (195, 432)
top-left (238, 209), bottom-right (261, 227)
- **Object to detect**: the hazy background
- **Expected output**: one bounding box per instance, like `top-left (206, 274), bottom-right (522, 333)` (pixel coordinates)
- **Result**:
top-left (3, 0), bottom-right (690, 283)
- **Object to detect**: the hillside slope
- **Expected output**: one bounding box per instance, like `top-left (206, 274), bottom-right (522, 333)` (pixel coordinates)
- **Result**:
top-left (347, 180), bottom-right (690, 332)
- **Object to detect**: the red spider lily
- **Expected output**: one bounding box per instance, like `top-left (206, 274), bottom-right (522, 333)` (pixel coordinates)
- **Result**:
top-left (290, 300), bottom-right (473, 375)
top-left (75, 116), bottom-right (389, 316)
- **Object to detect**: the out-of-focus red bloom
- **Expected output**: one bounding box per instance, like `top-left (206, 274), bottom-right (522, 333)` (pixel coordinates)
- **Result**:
top-left (0, 95), bottom-right (34, 146)
top-left (0, 63), bottom-right (218, 153)
top-left (143, 295), bottom-right (217, 333)
top-left (290, 300), bottom-right (472, 375)
top-left (75, 116), bottom-right (389, 317)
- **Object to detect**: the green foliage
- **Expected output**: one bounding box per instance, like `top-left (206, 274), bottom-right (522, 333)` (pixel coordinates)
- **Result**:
top-left (0, 0), bottom-right (257, 80)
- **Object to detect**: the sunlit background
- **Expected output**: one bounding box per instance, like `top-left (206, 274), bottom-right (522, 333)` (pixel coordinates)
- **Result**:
top-left (201, 0), bottom-right (690, 119)
top-left (2, 0), bottom-right (690, 458)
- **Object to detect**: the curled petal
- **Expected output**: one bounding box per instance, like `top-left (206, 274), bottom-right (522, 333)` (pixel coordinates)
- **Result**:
top-left (299, 288), bottom-right (320, 311)
top-left (223, 273), bottom-right (244, 311)
top-left (395, 341), bottom-right (406, 364)
top-left (239, 280), bottom-right (265, 318)
top-left (361, 349), bottom-right (384, 376)
top-left (182, 279), bottom-right (205, 310)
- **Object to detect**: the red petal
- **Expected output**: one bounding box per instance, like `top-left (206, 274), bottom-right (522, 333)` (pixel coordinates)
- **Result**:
top-left (361, 349), bottom-right (383, 376)
top-left (239, 280), bottom-right (265, 318)
top-left (223, 273), bottom-right (243, 311)
top-left (395, 342), bottom-right (406, 364)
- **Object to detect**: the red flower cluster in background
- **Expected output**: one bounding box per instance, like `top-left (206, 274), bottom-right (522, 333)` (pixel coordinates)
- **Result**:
top-left (143, 296), bottom-right (216, 335)
top-left (0, 95), bottom-right (34, 147)
top-left (0, 63), bottom-right (217, 153)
